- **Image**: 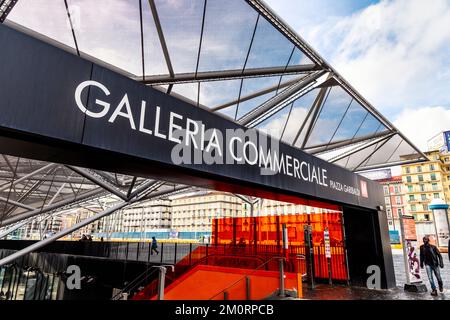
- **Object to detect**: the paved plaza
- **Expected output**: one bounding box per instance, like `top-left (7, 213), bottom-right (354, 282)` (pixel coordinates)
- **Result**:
top-left (301, 249), bottom-right (450, 300)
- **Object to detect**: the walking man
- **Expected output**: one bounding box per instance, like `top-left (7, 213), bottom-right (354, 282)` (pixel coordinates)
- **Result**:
top-left (420, 236), bottom-right (444, 295)
top-left (151, 236), bottom-right (159, 255)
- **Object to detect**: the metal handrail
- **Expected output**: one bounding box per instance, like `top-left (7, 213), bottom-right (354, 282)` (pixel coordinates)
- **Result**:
top-left (208, 256), bottom-right (285, 300)
top-left (111, 267), bottom-right (158, 300)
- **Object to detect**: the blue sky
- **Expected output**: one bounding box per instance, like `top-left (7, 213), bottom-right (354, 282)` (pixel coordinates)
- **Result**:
top-left (265, 0), bottom-right (450, 151)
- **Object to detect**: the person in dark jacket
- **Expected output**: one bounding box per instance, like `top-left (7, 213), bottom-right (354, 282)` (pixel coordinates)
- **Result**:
top-left (151, 236), bottom-right (159, 255)
top-left (420, 236), bottom-right (444, 296)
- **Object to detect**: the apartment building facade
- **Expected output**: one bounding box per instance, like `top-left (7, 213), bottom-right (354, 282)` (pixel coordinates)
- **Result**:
top-left (377, 176), bottom-right (405, 231)
top-left (401, 149), bottom-right (450, 237)
top-left (171, 191), bottom-right (244, 232)
top-left (102, 199), bottom-right (172, 234)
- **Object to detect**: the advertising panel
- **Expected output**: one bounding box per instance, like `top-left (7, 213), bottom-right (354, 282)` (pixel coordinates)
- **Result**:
top-left (445, 131), bottom-right (450, 153)
top-left (427, 132), bottom-right (445, 151)
top-left (359, 169), bottom-right (392, 181)
top-left (403, 215), bottom-right (417, 241)
top-left (388, 230), bottom-right (400, 244)
top-left (432, 208), bottom-right (450, 247)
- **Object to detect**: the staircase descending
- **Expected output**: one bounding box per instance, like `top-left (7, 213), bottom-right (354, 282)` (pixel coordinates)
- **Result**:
top-left (131, 244), bottom-right (301, 300)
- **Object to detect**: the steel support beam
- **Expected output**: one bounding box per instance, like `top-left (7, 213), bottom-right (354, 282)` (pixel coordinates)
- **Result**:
top-left (148, 0), bottom-right (174, 77)
top-left (0, 195), bottom-right (35, 211)
top-left (291, 87), bottom-right (327, 148)
top-left (0, 182), bottom-right (184, 266)
top-left (240, 70), bottom-right (328, 127)
top-left (247, 0), bottom-right (426, 162)
top-left (0, 200), bottom-right (130, 266)
top-left (138, 65), bottom-right (318, 86)
top-left (356, 158), bottom-right (427, 172)
top-left (0, 188), bottom-right (106, 227)
top-left (307, 130), bottom-right (392, 155)
top-left (211, 76), bottom-right (300, 112)
top-left (300, 88), bottom-right (330, 149)
top-left (352, 136), bottom-right (393, 171)
top-left (329, 133), bottom-right (397, 164)
top-left (0, 163), bottom-right (55, 191)
top-left (0, 0), bottom-right (18, 23)
top-left (66, 166), bottom-right (127, 201)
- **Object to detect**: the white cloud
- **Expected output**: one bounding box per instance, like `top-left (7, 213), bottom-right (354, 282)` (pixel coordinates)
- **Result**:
top-left (394, 106), bottom-right (450, 151)
top-left (302, 0), bottom-right (450, 115)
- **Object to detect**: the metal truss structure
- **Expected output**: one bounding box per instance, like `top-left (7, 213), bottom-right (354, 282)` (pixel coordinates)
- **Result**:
top-left (0, 0), bottom-right (426, 264)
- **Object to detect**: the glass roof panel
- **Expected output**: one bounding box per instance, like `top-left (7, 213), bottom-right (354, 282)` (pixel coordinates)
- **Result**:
top-left (328, 99), bottom-right (389, 147)
top-left (235, 76), bottom-right (281, 119)
top-left (154, 0), bottom-right (204, 74)
top-left (199, 79), bottom-right (242, 109)
top-left (245, 16), bottom-right (295, 70)
top-left (340, 142), bottom-right (379, 171)
top-left (358, 134), bottom-right (419, 169)
top-left (255, 103), bottom-right (292, 141)
top-left (216, 105), bottom-right (237, 120)
top-left (305, 86), bottom-right (353, 148)
top-left (362, 134), bottom-right (403, 168)
top-left (289, 47), bottom-right (313, 66)
top-left (171, 83), bottom-right (199, 105)
top-left (142, 0), bottom-right (169, 76)
top-left (391, 139), bottom-right (421, 162)
top-left (355, 112), bottom-right (386, 138)
top-left (7, 0), bottom-right (75, 48)
top-left (198, 0), bottom-right (258, 72)
top-left (283, 88), bottom-right (320, 145)
top-left (235, 92), bottom-right (275, 120)
top-left (67, 0), bottom-right (142, 76)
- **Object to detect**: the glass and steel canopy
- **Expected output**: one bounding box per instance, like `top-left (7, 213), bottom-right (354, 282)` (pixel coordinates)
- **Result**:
top-left (0, 0), bottom-right (426, 227)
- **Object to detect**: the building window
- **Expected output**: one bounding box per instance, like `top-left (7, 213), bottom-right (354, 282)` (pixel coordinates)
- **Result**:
top-left (398, 208), bottom-right (402, 216)
top-left (421, 194), bottom-right (427, 201)
top-left (405, 167), bottom-right (410, 174)
top-left (434, 193), bottom-right (440, 199)
top-left (386, 209), bottom-right (392, 219)
top-left (419, 184), bottom-right (425, 192)
top-left (417, 166), bottom-right (422, 173)
top-left (411, 204), bottom-right (416, 212)
top-left (418, 175), bottom-right (424, 182)
top-left (430, 164), bottom-right (435, 171)
top-left (409, 195), bottom-right (415, 201)
top-left (396, 196), bottom-right (402, 205)
top-left (383, 186), bottom-right (389, 195)
top-left (406, 176), bottom-right (412, 183)
top-left (423, 204), bottom-right (428, 211)
top-left (424, 214), bottom-right (430, 221)
top-left (432, 183), bottom-right (438, 191)
top-left (408, 185), bottom-right (413, 192)
top-left (394, 186), bottom-right (400, 193)
top-left (431, 173), bottom-right (437, 181)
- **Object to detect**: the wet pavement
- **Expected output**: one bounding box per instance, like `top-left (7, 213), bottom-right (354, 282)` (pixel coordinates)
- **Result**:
top-left (301, 284), bottom-right (449, 300)
top-left (300, 250), bottom-right (450, 300)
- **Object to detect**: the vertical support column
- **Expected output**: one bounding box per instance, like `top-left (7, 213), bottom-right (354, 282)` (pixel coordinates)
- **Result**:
top-left (278, 258), bottom-right (285, 297)
top-left (157, 266), bottom-right (167, 300)
top-left (343, 206), bottom-right (396, 289)
top-left (304, 225), bottom-right (315, 290)
top-left (245, 276), bottom-right (251, 300)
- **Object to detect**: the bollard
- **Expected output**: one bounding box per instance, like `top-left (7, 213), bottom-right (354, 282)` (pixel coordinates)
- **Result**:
top-left (157, 266), bottom-right (167, 300)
